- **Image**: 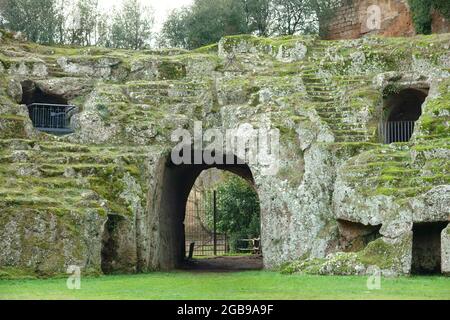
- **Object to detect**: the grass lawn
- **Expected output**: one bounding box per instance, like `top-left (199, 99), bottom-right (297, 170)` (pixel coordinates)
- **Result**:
top-left (0, 271), bottom-right (449, 300)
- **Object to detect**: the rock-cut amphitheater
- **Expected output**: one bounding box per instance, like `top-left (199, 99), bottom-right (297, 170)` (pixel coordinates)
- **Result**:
top-left (0, 29), bottom-right (449, 278)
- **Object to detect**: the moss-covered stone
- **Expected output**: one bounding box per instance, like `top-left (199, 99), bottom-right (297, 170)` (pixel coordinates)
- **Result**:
top-left (0, 31), bottom-right (448, 276)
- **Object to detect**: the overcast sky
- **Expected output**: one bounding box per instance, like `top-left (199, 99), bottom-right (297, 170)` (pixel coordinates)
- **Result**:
top-left (97, 0), bottom-right (193, 32)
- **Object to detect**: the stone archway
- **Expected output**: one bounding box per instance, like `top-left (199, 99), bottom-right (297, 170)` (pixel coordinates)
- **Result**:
top-left (152, 150), bottom-right (259, 270)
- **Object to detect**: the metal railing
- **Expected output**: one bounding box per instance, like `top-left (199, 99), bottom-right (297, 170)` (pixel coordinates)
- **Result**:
top-left (379, 121), bottom-right (416, 144)
top-left (27, 103), bottom-right (75, 134)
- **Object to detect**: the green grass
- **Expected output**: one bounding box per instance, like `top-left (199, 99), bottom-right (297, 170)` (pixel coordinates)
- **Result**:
top-left (0, 271), bottom-right (449, 300)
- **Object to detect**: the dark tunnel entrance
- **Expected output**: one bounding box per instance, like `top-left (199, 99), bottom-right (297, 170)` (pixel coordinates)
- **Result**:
top-left (21, 80), bottom-right (75, 135)
top-left (101, 215), bottom-right (125, 274)
top-left (21, 80), bottom-right (68, 106)
top-left (411, 222), bottom-right (448, 275)
top-left (380, 88), bottom-right (428, 144)
top-left (157, 150), bottom-right (263, 271)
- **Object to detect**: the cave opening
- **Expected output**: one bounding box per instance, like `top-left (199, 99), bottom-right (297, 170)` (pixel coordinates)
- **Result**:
top-left (411, 222), bottom-right (448, 275)
top-left (157, 150), bottom-right (263, 271)
top-left (380, 88), bottom-right (429, 144)
top-left (337, 219), bottom-right (382, 252)
top-left (21, 80), bottom-right (75, 134)
top-left (21, 80), bottom-right (68, 106)
top-left (101, 214), bottom-right (126, 275)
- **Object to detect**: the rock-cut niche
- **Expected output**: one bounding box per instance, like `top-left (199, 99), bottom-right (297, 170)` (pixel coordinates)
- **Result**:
top-left (21, 80), bottom-right (76, 135)
top-left (381, 87), bottom-right (429, 144)
top-left (411, 222), bottom-right (448, 274)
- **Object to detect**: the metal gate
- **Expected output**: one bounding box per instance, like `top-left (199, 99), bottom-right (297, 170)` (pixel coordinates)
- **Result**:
top-left (379, 121), bottom-right (416, 144)
top-left (185, 190), bottom-right (229, 257)
top-left (27, 103), bottom-right (75, 134)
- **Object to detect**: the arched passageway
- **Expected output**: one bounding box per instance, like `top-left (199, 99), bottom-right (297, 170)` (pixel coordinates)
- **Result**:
top-left (156, 150), bottom-right (262, 271)
top-left (380, 88), bottom-right (428, 143)
top-left (183, 168), bottom-right (262, 271)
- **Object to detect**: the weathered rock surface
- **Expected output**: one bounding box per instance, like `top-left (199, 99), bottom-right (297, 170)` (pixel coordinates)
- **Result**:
top-left (35, 78), bottom-right (95, 100)
top-left (0, 29), bottom-right (449, 278)
top-left (443, 225), bottom-right (450, 275)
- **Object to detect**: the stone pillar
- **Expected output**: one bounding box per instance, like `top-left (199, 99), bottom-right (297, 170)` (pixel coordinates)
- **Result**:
top-left (442, 224), bottom-right (450, 275)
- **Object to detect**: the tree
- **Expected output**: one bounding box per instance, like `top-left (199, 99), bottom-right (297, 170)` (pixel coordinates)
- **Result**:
top-left (0, 0), bottom-right (7, 27)
top-left (432, 0), bottom-right (450, 20)
top-left (214, 174), bottom-right (260, 251)
top-left (110, 0), bottom-right (154, 49)
top-left (187, 0), bottom-right (248, 49)
top-left (309, 0), bottom-right (340, 36)
top-left (160, 0), bottom-right (338, 48)
top-left (160, 7), bottom-right (191, 49)
top-left (408, 0), bottom-right (450, 34)
top-left (2, 0), bottom-right (59, 44)
top-left (54, 0), bottom-right (67, 44)
top-left (161, 0), bottom-right (249, 49)
top-left (68, 0), bottom-right (99, 46)
top-left (242, 0), bottom-right (272, 36)
top-left (272, 0), bottom-right (314, 35)
top-left (96, 12), bottom-right (111, 47)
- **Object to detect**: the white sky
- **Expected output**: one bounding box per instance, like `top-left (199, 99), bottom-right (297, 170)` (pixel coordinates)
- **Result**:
top-left (97, 0), bottom-right (193, 32)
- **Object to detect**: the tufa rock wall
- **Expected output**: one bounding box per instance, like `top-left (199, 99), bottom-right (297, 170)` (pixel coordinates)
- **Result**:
top-left (0, 30), bottom-right (449, 278)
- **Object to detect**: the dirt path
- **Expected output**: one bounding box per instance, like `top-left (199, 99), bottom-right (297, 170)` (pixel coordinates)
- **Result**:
top-left (180, 255), bottom-right (263, 272)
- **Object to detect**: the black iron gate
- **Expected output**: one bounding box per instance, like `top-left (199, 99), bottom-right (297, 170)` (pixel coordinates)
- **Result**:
top-left (27, 103), bottom-right (75, 134)
top-left (185, 190), bottom-right (229, 257)
top-left (379, 121), bottom-right (416, 144)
